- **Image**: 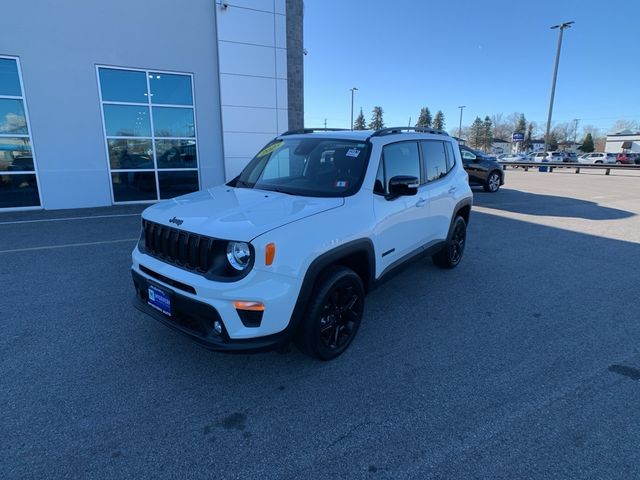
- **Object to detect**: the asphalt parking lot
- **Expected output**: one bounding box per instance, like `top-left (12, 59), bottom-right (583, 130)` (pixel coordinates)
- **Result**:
top-left (2, 169), bottom-right (640, 479)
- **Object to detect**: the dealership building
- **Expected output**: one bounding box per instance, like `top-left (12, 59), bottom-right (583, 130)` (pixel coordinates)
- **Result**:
top-left (0, 0), bottom-right (303, 211)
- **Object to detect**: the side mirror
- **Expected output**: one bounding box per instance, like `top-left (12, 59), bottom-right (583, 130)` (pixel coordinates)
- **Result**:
top-left (387, 175), bottom-right (419, 199)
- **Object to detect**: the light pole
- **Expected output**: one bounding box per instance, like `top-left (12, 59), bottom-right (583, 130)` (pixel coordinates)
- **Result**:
top-left (458, 106), bottom-right (466, 140)
top-left (543, 21), bottom-right (574, 157)
top-left (349, 87), bottom-right (358, 130)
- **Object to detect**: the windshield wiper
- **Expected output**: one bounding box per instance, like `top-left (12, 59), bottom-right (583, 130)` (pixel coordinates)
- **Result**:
top-left (260, 186), bottom-right (293, 195)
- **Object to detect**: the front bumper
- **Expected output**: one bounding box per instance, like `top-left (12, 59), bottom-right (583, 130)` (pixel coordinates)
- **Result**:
top-left (132, 269), bottom-right (290, 352)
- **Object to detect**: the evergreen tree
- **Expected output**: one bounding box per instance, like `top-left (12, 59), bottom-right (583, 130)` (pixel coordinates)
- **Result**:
top-left (580, 133), bottom-right (595, 153)
top-left (415, 107), bottom-right (432, 128)
top-left (515, 113), bottom-right (527, 133)
top-left (433, 110), bottom-right (445, 130)
top-left (522, 123), bottom-right (534, 151)
top-left (469, 117), bottom-right (484, 149)
top-left (353, 108), bottom-right (367, 130)
top-left (368, 106), bottom-right (384, 130)
top-left (482, 116), bottom-right (493, 152)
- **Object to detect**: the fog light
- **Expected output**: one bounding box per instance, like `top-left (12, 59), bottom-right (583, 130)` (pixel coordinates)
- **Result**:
top-left (213, 320), bottom-right (223, 335)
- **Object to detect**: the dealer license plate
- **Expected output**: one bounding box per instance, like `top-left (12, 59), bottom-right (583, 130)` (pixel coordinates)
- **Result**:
top-left (147, 284), bottom-right (172, 316)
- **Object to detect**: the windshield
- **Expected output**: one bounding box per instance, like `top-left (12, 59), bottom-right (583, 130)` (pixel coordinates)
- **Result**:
top-left (228, 138), bottom-right (371, 197)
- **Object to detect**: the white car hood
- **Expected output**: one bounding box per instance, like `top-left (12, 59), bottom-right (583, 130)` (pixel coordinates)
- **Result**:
top-left (142, 185), bottom-right (344, 241)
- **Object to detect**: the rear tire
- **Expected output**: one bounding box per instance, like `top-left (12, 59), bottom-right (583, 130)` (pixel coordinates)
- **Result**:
top-left (483, 171), bottom-right (501, 192)
top-left (295, 266), bottom-right (364, 361)
top-left (433, 216), bottom-right (467, 269)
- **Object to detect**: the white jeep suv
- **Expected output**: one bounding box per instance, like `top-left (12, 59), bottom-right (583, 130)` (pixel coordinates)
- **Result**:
top-left (131, 127), bottom-right (473, 360)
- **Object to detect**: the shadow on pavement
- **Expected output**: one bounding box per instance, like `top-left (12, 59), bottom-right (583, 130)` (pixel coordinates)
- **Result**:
top-left (472, 187), bottom-right (634, 220)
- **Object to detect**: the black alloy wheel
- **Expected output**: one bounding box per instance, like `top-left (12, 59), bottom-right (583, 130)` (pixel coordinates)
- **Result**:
top-left (433, 216), bottom-right (467, 269)
top-left (296, 266), bottom-right (364, 360)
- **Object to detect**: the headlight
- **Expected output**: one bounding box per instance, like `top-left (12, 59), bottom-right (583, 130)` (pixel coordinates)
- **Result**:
top-left (226, 241), bottom-right (251, 271)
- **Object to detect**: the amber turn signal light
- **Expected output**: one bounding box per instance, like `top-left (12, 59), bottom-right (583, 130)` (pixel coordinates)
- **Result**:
top-left (265, 242), bottom-right (276, 266)
top-left (233, 301), bottom-right (265, 311)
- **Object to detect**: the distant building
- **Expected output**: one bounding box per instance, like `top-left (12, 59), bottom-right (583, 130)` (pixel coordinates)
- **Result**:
top-left (605, 130), bottom-right (640, 153)
top-left (491, 138), bottom-right (511, 154)
top-left (1, 0), bottom-right (304, 211)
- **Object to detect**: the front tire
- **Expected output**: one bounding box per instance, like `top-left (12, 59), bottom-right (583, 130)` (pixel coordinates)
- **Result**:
top-left (296, 266), bottom-right (365, 361)
top-left (483, 171), bottom-right (501, 192)
top-left (433, 216), bottom-right (467, 269)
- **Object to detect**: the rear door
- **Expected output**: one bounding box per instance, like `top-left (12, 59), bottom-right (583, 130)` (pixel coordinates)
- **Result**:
top-left (420, 140), bottom-right (457, 243)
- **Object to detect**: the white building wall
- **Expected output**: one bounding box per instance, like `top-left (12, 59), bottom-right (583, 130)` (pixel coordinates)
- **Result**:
top-left (0, 0), bottom-right (225, 209)
top-left (605, 135), bottom-right (640, 153)
top-left (216, 0), bottom-right (289, 180)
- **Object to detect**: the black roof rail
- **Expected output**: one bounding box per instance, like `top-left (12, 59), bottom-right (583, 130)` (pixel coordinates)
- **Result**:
top-left (280, 128), bottom-right (350, 136)
top-left (369, 126), bottom-right (450, 138)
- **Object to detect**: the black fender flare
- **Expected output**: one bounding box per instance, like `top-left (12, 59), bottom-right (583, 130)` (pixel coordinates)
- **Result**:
top-left (445, 198), bottom-right (473, 241)
top-left (287, 238), bottom-right (375, 336)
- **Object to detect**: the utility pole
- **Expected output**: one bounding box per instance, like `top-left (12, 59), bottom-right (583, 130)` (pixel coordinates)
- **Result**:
top-left (573, 118), bottom-right (580, 147)
top-left (349, 87), bottom-right (358, 130)
top-left (543, 21), bottom-right (574, 157)
top-left (323, 118), bottom-right (327, 129)
top-left (458, 106), bottom-right (466, 140)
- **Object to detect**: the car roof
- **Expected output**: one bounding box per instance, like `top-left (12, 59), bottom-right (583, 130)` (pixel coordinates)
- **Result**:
top-left (278, 130), bottom-right (372, 141)
top-left (277, 127), bottom-right (451, 143)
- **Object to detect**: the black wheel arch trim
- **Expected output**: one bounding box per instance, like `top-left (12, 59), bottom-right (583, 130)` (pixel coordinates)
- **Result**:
top-left (287, 238), bottom-right (376, 338)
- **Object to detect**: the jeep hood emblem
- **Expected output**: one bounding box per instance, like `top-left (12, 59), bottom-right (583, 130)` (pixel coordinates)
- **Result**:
top-left (169, 216), bottom-right (184, 226)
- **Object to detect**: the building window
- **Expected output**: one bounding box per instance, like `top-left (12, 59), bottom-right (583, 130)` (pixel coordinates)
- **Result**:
top-left (0, 56), bottom-right (41, 210)
top-left (97, 67), bottom-right (199, 203)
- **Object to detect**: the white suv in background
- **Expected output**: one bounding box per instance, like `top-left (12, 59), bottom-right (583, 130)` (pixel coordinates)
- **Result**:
top-left (131, 127), bottom-right (473, 360)
top-left (577, 152), bottom-right (616, 164)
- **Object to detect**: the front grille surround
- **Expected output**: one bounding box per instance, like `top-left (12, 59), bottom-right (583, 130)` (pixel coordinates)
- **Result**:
top-left (139, 219), bottom-right (253, 281)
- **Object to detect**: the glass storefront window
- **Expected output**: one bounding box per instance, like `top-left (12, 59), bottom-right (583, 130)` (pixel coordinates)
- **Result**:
top-left (155, 139), bottom-right (197, 169)
top-left (152, 107), bottom-right (195, 138)
top-left (98, 67), bottom-right (199, 203)
top-left (0, 58), bottom-right (21, 96)
top-left (107, 139), bottom-right (153, 169)
top-left (0, 174), bottom-right (39, 208)
top-left (0, 56), bottom-right (40, 210)
top-left (99, 68), bottom-right (148, 103)
top-left (103, 105), bottom-right (151, 137)
top-left (158, 171), bottom-right (199, 199)
top-left (0, 99), bottom-right (28, 134)
top-left (149, 73), bottom-right (193, 105)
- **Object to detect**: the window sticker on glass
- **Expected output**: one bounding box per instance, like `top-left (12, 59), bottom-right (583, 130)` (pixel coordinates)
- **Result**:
top-left (257, 141), bottom-right (283, 158)
top-left (346, 148), bottom-right (361, 158)
top-left (335, 180), bottom-right (349, 188)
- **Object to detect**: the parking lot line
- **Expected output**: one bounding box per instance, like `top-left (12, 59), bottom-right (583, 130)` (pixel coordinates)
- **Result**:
top-left (0, 213), bottom-right (140, 226)
top-left (0, 238), bottom-right (137, 254)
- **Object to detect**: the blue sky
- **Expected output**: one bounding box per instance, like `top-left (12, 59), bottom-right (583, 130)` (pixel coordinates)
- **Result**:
top-left (303, 0), bottom-right (639, 135)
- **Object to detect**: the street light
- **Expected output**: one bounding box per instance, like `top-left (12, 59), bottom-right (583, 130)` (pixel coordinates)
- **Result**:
top-left (349, 87), bottom-right (358, 130)
top-left (543, 21), bottom-right (574, 157)
top-left (458, 106), bottom-right (466, 140)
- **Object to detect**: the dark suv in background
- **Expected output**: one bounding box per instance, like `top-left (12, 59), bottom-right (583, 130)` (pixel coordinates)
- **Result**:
top-left (459, 145), bottom-right (505, 192)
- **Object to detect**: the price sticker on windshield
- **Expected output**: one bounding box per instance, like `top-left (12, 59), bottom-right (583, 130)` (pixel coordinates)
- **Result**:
top-left (257, 141), bottom-right (283, 158)
top-left (346, 148), bottom-right (361, 158)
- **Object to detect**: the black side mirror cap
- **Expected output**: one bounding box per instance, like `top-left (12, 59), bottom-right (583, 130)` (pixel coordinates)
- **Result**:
top-left (387, 175), bottom-right (419, 199)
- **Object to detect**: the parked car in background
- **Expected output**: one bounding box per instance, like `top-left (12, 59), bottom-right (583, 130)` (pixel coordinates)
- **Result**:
top-left (460, 145), bottom-right (504, 192)
top-left (527, 152), bottom-right (547, 163)
top-left (577, 152), bottom-right (616, 164)
top-left (616, 152), bottom-right (639, 165)
top-left (497, 153), bottom-right (527, 162)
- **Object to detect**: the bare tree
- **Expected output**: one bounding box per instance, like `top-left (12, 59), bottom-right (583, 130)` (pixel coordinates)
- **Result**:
top-left (610, 119), bottom-right (640, 133)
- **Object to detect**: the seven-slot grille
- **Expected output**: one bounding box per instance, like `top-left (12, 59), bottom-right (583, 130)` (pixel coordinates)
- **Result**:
top-left (142, 220), bottom-right (217, 273)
